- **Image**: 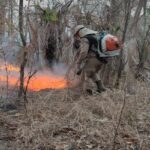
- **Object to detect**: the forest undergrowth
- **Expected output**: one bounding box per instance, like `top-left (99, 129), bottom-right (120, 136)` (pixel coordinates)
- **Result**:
top-left (0, 78), bottom-right (150, 150)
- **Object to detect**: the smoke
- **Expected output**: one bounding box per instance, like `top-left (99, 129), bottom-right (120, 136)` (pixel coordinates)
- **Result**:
top-left (0, 34), bottom-right (78, 91)
top-left (0, 59), bottom-right (74, 91)
top-left (51, 62), bottom-right (68, 76)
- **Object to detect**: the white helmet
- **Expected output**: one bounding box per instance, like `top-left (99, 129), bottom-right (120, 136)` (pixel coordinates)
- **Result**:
top-left (74, 25), bottom-right (85, 36)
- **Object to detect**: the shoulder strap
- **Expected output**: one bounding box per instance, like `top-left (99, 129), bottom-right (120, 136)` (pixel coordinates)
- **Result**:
top-left (81, 32), bottom-right (108, 56)
top-left (82, 34), bottom-right (98, 52)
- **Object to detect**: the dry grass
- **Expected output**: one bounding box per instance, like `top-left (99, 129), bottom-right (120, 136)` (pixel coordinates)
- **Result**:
top-left (0, 79), bottom-right (150, 150)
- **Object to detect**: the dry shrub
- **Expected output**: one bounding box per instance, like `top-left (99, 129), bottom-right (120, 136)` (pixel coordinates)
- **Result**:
top-left (0, 78), bottom-right (148, 150)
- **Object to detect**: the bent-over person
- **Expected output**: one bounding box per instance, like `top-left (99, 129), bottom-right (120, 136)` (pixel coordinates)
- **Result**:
top-left (73, 25), bottom-right (122, 93)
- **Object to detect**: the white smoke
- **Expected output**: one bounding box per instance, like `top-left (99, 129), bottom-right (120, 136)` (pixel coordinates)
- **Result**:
top-left (51, 62), bottom-right (68, 76)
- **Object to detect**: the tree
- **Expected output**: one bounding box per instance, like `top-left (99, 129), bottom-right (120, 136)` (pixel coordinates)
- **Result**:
top-left (0, 0), bottom-right (7, 44)
top-left (116, 0), bottom-right (132, 87)
top-left (18, 0), bottom-right (27, 98)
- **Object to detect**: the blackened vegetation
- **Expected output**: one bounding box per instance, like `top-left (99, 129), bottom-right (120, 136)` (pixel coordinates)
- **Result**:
top-left (45, 36), bottom-right (57, 65)
top-left (44, 25), bottom-right (63, 66)
top-left (41, 1), bottom-right (74, 66)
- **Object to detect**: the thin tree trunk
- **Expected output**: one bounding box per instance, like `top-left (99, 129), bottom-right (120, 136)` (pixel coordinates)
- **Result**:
top-left (10, 0), bottom-right (13, 35)
top-left (18, 50), bottom-right (27, 97)
top-left (116, 0), bottom-right (131, 87)
top-left (138, 0), bottom-right (148, 69)
top-left (0, 0), bottom-right (6, 44)
top-left (110, 0), bottom-right (120, 25)
top-left (19, 0), bottom-right (26, 47)
top-left (129, 0), bottom-right (145, 33)
top-left (8, 0), bottom-right (13, 35)
top-left (18, 0), bottom-right (27, 98)
top-left (138, 26), bottom-right (150, 69)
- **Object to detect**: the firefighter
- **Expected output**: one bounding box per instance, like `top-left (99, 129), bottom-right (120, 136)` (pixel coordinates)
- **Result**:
top-left (73, 25), bottom-right (121, 93)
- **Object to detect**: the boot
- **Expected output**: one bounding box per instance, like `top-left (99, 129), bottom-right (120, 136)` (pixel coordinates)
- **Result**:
top-left (95, 80), bottom-right (106, 93)
top-left (86, 89), bottom-right (93, 95)
top-left (76, 68), bottom-right (82, 75)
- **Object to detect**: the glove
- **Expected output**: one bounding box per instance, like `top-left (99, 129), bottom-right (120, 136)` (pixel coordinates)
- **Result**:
top-left (76, 69), bottom-right (82, 75)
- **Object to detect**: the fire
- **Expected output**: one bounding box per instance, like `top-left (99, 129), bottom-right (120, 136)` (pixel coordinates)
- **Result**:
top-left (0, 64), bottom-right (20, 72)
top-left (0, 75), bottom-right (18, 86)
top-left (26, 75), bottom-right (68, 91)
top-left (0, 63), bottom-right (69, 91)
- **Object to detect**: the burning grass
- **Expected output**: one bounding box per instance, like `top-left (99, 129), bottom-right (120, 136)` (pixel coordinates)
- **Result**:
top-left (0, 62), bottom-right (72, 91)
top-left (0, 81), bottom-right (150, 150)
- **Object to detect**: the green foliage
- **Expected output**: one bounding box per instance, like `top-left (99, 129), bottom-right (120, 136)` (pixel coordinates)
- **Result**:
top-left (43, 9), bottom-right (58, 22)
top-left (115, 26), bottom-right (121, 33)
top-left (0, 0), bottom-right (6, 6)
top-left (34, 2), bottom-right (40, 9)
top-left (34, 3), bottom-right (58, 22)
top-left (110, 25), bottom-right (121, 34)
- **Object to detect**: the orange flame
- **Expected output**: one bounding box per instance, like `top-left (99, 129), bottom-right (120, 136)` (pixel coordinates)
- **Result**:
top-left (0, 75), bottom-right (18, 86)
top-left (0, 63), bottom-right (69, 91)
top-left (0, 64), bottom-right (20, 72)
top-left (26, 75), bottom-right (68, 91)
